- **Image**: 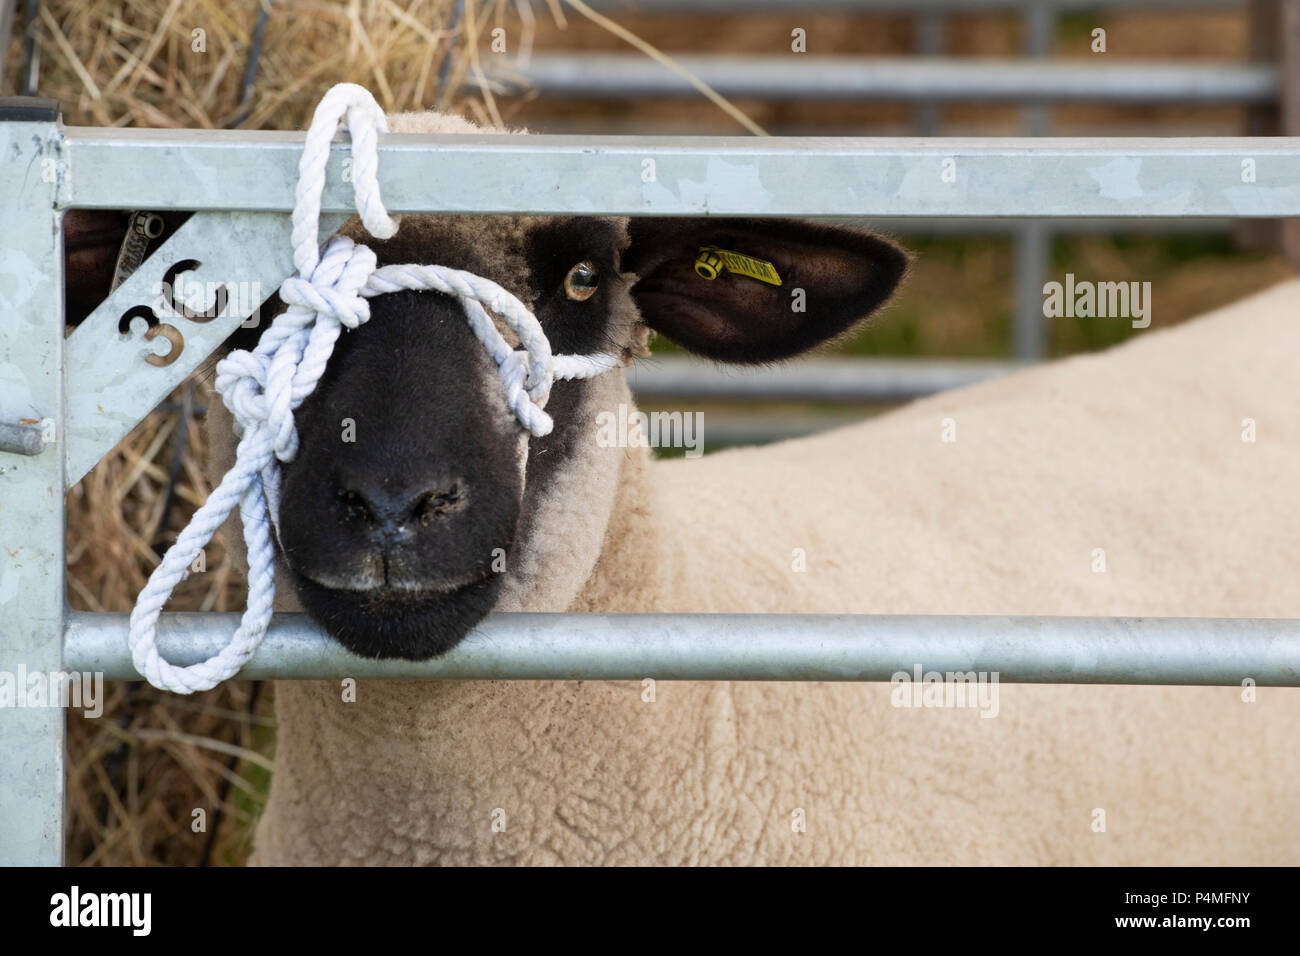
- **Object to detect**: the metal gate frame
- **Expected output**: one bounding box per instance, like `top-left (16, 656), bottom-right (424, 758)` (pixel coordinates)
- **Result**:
top-left (3, 103), bottom-right (1300, 864)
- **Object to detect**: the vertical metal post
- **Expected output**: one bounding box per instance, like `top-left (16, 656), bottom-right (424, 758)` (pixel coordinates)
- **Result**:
top-left (20, 0), bottom-right (40, 97)
top-left (1015, 219), bottom-right (1049, 357)
top-left (1279, 0), bottom-right (1300, 267)
top-left (913, 12), bottom-right (946, 135)
top-left (1237, 0), bottom-right (1281, 253)
top-left (1014, 2), bottom-right (1054, 360)
top-left (0, 98), bottom-right (67, 865)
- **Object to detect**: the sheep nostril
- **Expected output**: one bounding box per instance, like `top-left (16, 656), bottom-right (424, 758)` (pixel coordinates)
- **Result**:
top-left (339, 488), bottom-right (377, 524)
top-left (334, 479), bottom-right (467, 533)
top-left (415, 483), bottom-right (466, 524)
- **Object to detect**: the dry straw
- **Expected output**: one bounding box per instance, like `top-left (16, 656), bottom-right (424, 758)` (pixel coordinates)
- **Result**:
top-left (5, 0), bottom-right (475, 129)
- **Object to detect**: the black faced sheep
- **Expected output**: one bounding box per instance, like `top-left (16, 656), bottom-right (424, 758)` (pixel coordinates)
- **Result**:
top-left (195, 110), bottom-right (1300, 865)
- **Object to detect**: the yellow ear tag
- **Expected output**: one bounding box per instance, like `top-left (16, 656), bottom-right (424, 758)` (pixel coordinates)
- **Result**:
top-left (693, 246), bottom-right (782, 286)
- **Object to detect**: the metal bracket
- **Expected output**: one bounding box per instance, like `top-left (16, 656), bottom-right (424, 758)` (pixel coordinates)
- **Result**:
top-left (63, 210), bottom-right (348, 486)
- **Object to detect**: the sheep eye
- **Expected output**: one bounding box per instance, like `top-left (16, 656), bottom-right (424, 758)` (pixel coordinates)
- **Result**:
top-left (564, 260), bottom-right (599, 301)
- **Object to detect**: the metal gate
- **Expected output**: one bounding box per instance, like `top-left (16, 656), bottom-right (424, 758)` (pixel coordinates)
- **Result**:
top-left (2, 98), bottom-right (1299, 865)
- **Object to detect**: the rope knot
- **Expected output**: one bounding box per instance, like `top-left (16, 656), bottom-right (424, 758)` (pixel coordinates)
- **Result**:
top-left (279, 236), bottom-right (376, 329)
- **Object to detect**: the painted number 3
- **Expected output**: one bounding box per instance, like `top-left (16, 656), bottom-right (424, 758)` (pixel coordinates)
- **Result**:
top-left (117, 258), bottom-right (229, 367)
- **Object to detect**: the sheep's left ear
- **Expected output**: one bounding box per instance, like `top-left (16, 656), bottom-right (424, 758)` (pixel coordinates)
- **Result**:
top-left (621, 217), bottom-right (908, 364)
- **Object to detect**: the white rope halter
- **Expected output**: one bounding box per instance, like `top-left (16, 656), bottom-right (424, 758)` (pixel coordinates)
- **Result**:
top-left (127, 83), bottom-right (621, 694)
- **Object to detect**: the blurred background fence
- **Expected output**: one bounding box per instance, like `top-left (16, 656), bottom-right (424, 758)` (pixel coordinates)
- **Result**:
top-left (481, 0), bottom-right (1300, 442)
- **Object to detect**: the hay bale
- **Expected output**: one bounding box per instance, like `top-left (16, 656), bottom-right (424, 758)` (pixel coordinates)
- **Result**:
top-left (3, 0), bottom-right (479, 130)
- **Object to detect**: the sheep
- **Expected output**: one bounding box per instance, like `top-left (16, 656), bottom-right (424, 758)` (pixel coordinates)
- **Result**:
top-left (199, 110), bottom-right (1300, 866)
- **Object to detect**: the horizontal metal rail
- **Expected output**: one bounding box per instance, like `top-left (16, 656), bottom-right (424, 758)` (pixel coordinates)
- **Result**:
top-left (59, 128), bottom-right (1300, 217)
top-left (629, 356), bottom-right (1023, 401)
top-left (63, 611), bottom-right (1300, 685)
top-left (869, 216), bottom-right (1236, 235)
top-left (494, 55), bottom-right (1277, 104)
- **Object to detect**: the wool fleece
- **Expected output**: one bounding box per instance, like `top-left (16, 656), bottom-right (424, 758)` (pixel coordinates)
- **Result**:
top-left (204, 108), bottom-right (1300, 865)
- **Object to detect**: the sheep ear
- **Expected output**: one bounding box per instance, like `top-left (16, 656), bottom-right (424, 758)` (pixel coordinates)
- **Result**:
top-left (622, 217), bottom-right (908, 364)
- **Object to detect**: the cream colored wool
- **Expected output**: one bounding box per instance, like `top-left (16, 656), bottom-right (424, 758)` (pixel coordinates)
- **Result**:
top-left (216, 274), bottom-right (1300, 867)
top-left (209, 110), bottom-right (1300, 865)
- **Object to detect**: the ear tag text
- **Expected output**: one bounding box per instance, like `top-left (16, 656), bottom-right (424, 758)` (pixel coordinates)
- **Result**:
top-left (694, 246), bottom-right (783, 286)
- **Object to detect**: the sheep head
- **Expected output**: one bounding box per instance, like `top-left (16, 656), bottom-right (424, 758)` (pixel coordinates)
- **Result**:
top-left (265, 213), bottom-right (908, 659)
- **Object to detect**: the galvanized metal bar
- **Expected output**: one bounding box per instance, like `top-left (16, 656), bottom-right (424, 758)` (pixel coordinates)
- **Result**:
top-left (18, 0), bottom-right (37, 96)
top-left (63, 211), bottom-right (348, 487)
top-left (1279, 0), bottom-right (1300, 264)
top-left (1021, 0), bottom-right (1055, 131)
top-left (59, 128), bottom-right (1300, 217)
top-left (491, 55), bottom-right (1278, 104)
top-left (912, 13), bottom-right (947, 135)
top-left (0, 106), bottom-right (65, 866)
top-left (863, 216), bottom-right (1237, 235)
top-left (1011, 3), bottom-right (1054, 359)
top-left (628, 356), bottom-right (1023, 401)
top-left (1014, 220), bottom-right (1050, 358)
top-left (63, 611), bottom-right (1300, 686)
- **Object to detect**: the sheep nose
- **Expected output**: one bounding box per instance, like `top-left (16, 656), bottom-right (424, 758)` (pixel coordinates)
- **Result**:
top-left (337, 478), bottom-right (468, 537)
